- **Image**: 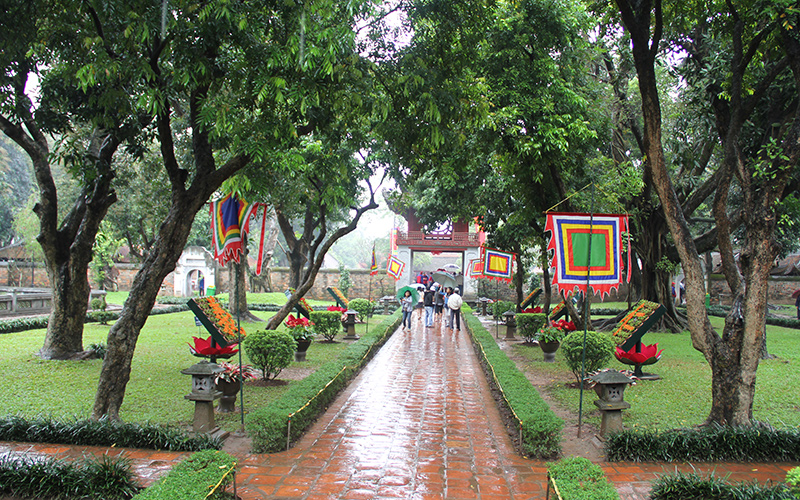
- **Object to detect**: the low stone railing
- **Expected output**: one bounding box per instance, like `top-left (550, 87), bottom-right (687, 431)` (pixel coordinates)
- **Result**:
top-left (0, 287), bottom-right (107, 316)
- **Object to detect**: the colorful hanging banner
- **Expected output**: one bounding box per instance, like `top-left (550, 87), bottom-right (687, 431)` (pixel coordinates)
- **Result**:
top-left (481, 247), bottom-right (515, 282)
top-left (545, 212), bottom-right (629, 298)
top-left (469, 258), bottom-right (484, 278)
top-left (255, 205), bottom-right (269, 276)
top-left (210, 193), bottom-right (259, 267)
top-left (370, 244), bottom-right (379, 276)
top-left (386, 255), bottom-right (406, 280)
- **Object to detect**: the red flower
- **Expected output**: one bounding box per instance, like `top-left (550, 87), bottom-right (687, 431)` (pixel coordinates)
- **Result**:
top-left (285, 314), bottom-right (313, 328)
top-left (554, 319), bottom-right (577, 331)
top-left (188, 336), bottom-right (239, 357)
top-left (615, 343), bottom-right (663, 366)
top-left (327, 306), bottom-right (346, 312)
top-left (520, 307), bottom-right (543, 313)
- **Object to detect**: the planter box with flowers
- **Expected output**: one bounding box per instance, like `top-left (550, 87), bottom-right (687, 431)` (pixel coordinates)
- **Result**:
top-left (326, 287), bottom-right (349, 309)
top-left (520, 288), bottom-right (542, 310)
top-left (186, 297), bottom-right (246, 361)
top-left (284, 289), bottom-right (314, 319)
top-left (549, 300), bottom-right (568, 321)
top-left (611, 300), bottom-right (666, 379)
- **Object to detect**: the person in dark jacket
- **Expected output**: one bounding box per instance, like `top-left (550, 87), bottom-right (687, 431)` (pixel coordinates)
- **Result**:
top-left (423, 284), bottom-right (436, 327)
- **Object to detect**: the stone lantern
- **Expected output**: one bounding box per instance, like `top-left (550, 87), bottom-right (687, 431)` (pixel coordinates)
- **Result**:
top-left (181, 361), bottom-right (224, 433)
top-left (479, 297), bottom-right (489, 316)
top-left (343, 310), bottom-right (360, 340)
top-left (502, 310), bottom-right (516, 340)
top-left (589, 370), bottom-right (634, 436)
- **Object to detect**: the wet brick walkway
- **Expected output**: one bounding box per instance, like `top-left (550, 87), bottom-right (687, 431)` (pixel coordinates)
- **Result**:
top-left (1, 312), bottom-right (796, 498)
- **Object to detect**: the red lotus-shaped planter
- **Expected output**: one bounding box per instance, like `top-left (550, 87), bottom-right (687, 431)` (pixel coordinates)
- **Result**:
top-left (615, 343), bottom-right (662, 366)
top-left (188, 336), bottom-right (239, 358)
top-left (520, 307), bottom-right (543, 313)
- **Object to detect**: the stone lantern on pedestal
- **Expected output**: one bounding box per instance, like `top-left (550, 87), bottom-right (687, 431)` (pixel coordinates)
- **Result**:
top-left (343, 310), bottom-right (360, 340)
top-left (502, 310), bottom-right (516, 340)
top-left (589, 370), bottom-right (634, 436)
top-left (181, 361), bottom-right (224, 434)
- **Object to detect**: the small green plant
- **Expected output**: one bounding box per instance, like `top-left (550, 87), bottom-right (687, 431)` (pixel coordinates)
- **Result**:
top-left (492, 300), bottom-right (515, 319)
top-left (348, 298), bottom-right (374, 322)
top-left (88, 342), bottom-right (107, 359)
top-left (649, 471), bottom-right (793, 500)
top-left (133, 450), bottom-right (236, 500)
top-left (90, 297), bottom-right (107, 311)
top-left (538, 326), bottom-right (565, 344)
top-left (243, 330), bottom-right (295, 380)
top-left (309, 311), bottom-right (342, 341)
top-left (515, 313), bottom-right (547, 343)
top-left (787, 467), bottom-right (800, 499)
top-left (547, 456), bottom-right (619, 500)
top-left (338, 265), bottom-right (352, 297)
top-left (561, 331), bottom-right (615, 384)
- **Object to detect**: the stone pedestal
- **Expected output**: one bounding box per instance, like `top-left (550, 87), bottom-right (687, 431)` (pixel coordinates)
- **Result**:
top-left (181, 361), bottom-right (224, 434)
top-left (590, 370), bottom-right (634, 437)
top-left (343, 310), bottom-right (359, 340)
top-left (503, 311), bottom-right (516, 340)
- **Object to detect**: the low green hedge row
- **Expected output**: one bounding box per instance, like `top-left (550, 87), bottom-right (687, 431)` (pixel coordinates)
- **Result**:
top-left (605, 423), bottom-right (800, 462)
top-left (0, 453), bottom-right (139, 500)
top-left (0, 304), bottom-right (191, 334)
top-left (649, 471), bottom-right (793, 500)
top-left (463, 308), bottom-right (563, 458)
top-left (0, 415), bottom-right (221, 452)
top-left (133, 450), bottom-right (237, 500)
top-left (247, 312), bottom-right (402, 453)
top-left (547, 456), bottom-right (619, 500)
top-left (679, 305), bottom-right (800, 329)
top-left (0, 315), bottom-right (49, 333)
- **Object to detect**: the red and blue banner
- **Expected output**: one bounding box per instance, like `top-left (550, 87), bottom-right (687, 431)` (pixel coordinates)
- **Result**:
top-left (386, 255), bottom-right (405, 280)
top-left (210, 194), bottom-right (259, 267)
top-left (469, 258), bottom-right (484, 278)
top-left (370, 245), bottom-right (379, 276)
top-left (481, 247), bottom-right (515, 282)
top-left (545, 212), bottom-right (629, 298)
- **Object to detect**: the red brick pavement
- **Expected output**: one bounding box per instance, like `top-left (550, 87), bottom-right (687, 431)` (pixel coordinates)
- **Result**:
top-left (1, 312), bottom-right (796, 498)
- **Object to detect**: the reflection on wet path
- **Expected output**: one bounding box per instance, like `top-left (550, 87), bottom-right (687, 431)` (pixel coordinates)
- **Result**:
top-left (236, 314), bottom-right (544, 499)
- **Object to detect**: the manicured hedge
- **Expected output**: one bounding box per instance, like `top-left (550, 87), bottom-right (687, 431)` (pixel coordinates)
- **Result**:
top-left (133, 450), bottom-right (237, 500)
top-left (464, 308), bottom-right (563, 458)
top-left (547, 456), bottom-right (619, 500)
top-left (0, 415), bottom-right (221, 452)
top-left (0, 453), bottom-right (139, 500)
top-left (605, 423), bottom-right (800, 462)
top-left (247, 312), bottom-right (402, 453)
top-left (649, 471), bottom-right (793, 500)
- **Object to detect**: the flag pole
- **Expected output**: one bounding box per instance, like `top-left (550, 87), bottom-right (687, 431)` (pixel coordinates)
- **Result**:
top-left (577, 182), bottom-right (595, 438)
top-left (235, 260), bottom-right (245, 433)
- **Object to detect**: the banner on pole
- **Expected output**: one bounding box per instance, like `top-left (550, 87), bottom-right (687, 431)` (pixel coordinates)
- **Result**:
top-left (255, 205), bottom-right (269, 276)
top-left (370, 245), bottom-right (379, 276)
top-left (210, 194), bottom-right (258, 267)
top-left (545, 212), bottom-right (629, 298)
top-left (481, 247), bottom-right (515, 282)
top-left (386, 255), bottom-right (406, 280)
top-left (469, 258), bottom-right (484, 278)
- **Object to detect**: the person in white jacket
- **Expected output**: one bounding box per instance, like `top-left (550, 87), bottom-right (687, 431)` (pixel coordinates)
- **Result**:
top-left (446, 288), bottom-right (463, 331)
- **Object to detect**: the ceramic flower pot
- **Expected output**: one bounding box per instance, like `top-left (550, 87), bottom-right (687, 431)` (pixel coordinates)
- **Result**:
top-left (540, 340), bottom-right (560, 362)
top-left (216, 379), bottom-right (240, 413)
top-left (295, 339), bottom-right (312, 361)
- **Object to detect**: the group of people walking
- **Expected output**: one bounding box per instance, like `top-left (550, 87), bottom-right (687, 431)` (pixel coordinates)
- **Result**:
top-left (400, 282), bottom-right (463, 331)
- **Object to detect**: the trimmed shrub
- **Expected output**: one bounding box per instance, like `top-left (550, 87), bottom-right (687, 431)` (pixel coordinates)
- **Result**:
top-left (547, 456), bottom-right (619, 500)
top-left (243, 330), bottom-right (295, 380)
top-left (605, 423), bottom-right (800, 462)
top-left (492, 300), bottom-right (515, 319)
top-left (0, 453), bottom-right (139, 500)
top-left (348, 298), bottom-right (374, 322)
top-left (310, 310), bottom-right (342, 341)
top-left (133, 450), bottom-right (236, 500)
top-left (787, 467), bottom-right (800, 498)
top-left (0, 415), bottom-right (221, 451)
top-left (464, 308), bottom-right (563, 458)
top-left (649, 471), bottom-right (793, 500)
top-left (247, 313), bottom-right (401, 453)
top-left (516, 313), bottom-right (547, 343)
top-left (561, 330), bottom-right (615, 383)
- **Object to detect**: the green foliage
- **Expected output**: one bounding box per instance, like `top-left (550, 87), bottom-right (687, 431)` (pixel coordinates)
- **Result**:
top-left (605, 423), bottom-right (800, 462)
top-left (0, 415), bottom-right (220, 452)
top-left (516, 313), bottom-right (547, 342)
top-left (464, 309), bottom-right (563, 458)
top-left (243, 330), bottom-right (295, 380)
top-left (90, 297), bottom-right (106, 311)
top-left (90, 222), bottom-right (124, 290)
top-left (247, 314), bottom-right (401, 453)
top-left (787, 467), bottom-right (800, 499)
top-left (649, 471), bottom-right (793, 500)
top-left (0, 454), bottom-right (140, 500)
top-left (492, 300), bottom-right (515, 319)
top-left (561, 331), bottom-right (615, 383)
top-left (538, 326), bottom-right (565, 344)
top-left (338, 265), bottom-right (352, 297)
top-left (348, 298), bottom-right (374, 322)
top-left (88, 342), bottom-right (107, 359)
top-left (309, 311), bottom-right (342, 341)
top-left (547, 456), bottom-right (619, 500)
top-left (133, 450), bottom-right (236, 500)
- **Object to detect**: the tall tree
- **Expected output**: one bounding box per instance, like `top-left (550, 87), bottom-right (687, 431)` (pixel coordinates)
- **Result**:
top-left (92, 0), bottom-right (368, 419)
top-left (613, 0), bottom-right (800, 425)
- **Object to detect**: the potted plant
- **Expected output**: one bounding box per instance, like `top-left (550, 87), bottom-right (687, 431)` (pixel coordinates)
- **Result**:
top-left (537, 319), bottom-right (576, 362)
top-left (214, 361), bottom-right (257, 412)
top-left (285, 314), bottom-right (315, 361)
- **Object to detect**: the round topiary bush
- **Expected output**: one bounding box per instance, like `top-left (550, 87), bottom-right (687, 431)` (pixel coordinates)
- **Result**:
top-left (309, 311), bottom-right (342, 341)
top-left (348, 298), bottom-right (374, 322)
top-left (516, 313), bottom-right (547, 343)
top-left (561, 330), bottom-right (615, 384)
top-left (243, 330), bottom-right (295, 380)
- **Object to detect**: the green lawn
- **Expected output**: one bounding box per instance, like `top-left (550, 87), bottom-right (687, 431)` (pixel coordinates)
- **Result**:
top-left (0, 306), bottom-right (381, 433)
top-left (515, 315), bottom-right (800, 431)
